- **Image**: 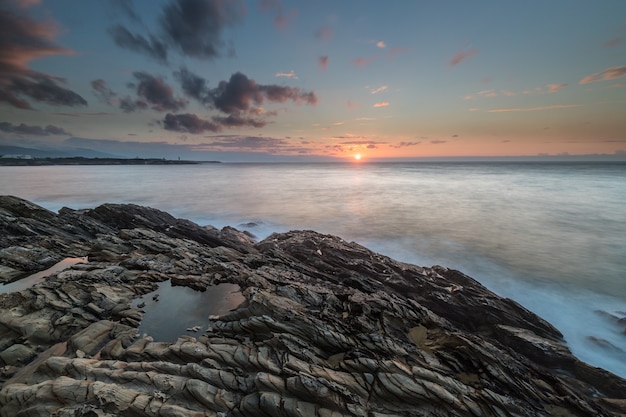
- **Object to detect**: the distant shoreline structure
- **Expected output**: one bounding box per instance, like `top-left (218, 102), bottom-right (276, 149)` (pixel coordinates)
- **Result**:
top-left (0, 157), bottom-right (219, 166)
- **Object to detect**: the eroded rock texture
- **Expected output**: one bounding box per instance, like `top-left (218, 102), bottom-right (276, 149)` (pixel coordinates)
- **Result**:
top-left (1, 195), bottom-right (625, 416)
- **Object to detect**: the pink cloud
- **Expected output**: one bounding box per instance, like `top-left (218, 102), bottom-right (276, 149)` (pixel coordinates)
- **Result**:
top-left (259, 0), bottom-right (297, 30)
top-left (376, 40), bottom-right (386, 48)
top-left (449, 48), bottom-right (478, 66)
top-left (352, 56), bottom-right (378, 67)
top-left (346, 100), bottom-right (358, 109)
top-left (275, 70), bottom-right (298, 79)
top-left (373, 101), bottom-right (390, 108)
top-left (488, 104), bottom-right (581, 113)
top-left (603, 37), bottom-right (623, 48)
top-left (318, 55), bottom-right (328, 71)
top-left (387, 47), bottom-right (409, 59)
top-left (547, 83), bottom-right (567, 93)
top-left (579, 66), bottom-right (626, 84)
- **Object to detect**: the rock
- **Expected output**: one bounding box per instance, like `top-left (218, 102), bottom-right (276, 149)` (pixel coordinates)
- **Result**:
top-left (0, 196), bottom-right (625, 417)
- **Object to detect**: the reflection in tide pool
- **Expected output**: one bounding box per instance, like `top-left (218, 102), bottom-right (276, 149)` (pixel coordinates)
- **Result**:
top-left (0, 257), bottom-right (88, 294)
top-left (132, 281), bottom-right (245, 342)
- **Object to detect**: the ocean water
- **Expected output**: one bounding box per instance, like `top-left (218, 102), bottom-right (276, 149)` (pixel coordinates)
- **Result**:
top-left (1, 161), bottom-right (625, 377)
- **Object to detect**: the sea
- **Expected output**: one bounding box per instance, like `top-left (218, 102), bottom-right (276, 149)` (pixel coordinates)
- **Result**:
top-left (1, 161), bottom-right (625, 378)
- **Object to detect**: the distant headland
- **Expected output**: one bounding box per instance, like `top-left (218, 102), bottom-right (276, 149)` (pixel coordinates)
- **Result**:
top-left (0, 157), bottom-right (219, 166)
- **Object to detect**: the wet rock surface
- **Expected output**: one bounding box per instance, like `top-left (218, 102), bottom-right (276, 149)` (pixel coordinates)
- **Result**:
top-left (1, 195), bottom-right (625, 416)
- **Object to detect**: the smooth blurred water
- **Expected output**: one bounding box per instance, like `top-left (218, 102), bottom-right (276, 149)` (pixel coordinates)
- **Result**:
top-left (1, 161), bottom-right (625, 377)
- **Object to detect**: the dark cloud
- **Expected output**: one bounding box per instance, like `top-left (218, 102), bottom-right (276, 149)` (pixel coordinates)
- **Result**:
top-left (174, 67), bottom-right (211, 105)
top-left (163, 112), bottom-right (220, 133)
top-left (109, 0), bottom-right (141, 22)
top-left (212, 72), bottom-right (317, 113)
top-left (110, 0), bottom-right (245, 63)
top-left (109, 25), bottom-right (168, 64)
top-left (430, 140), bottom-right (446, 144)
top-left (91, 79), bottom-right (117, 104)
top-left (127, 72), bottom-right (187, 112)
top-left (389, 141), bottom-right (421, 148)
top-left (0, 8), bottom-right (87, 109)
top-left (119, 96), bottom-right (148, 113)
top-left (0, 121), bottom-right (71, 136)
top-left (212, 114), bottom-right (266, 128)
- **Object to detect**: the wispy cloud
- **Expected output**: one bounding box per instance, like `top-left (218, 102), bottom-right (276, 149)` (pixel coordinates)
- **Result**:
top-left (371, 85), bottom-right (388, 94)
top-left (0, 7), bottom-right (87, 109)
top-left (389, 141), bottom-right (421, 148)
top-left (109, 0), bottom-right (246, 63)
top-left (546, 83), bottom-right (567, 93)
top-left (387, 47), bottom-right (409, 59)
top-left (259, 0), bottom-right (297, 30)
top-left (603, 37), bottom-right (623, 48)
top-left (373, 101), bottom-right (390, 108)
top-left (346, 100), bottom-right (358, 109)
top-left (314, 26), bottom-right (333, 41)
top-left (488, 104), bottom-right (581, 113)
top-left (449, 48), bottom-right (478, 66)
top-left (430, 140), bottom-right (446, 144)
top-left (318, 55), bottom-right (329, 71)
top-left (275, 70), bottom-right (298, 79)
top-left (376, 40), bottom-right (386, 48)
top-left (0, 121), bottom-right (71, 136)
top-left (352, 56), bottom-right (378, 67)
top-left (579, 66), bottom-right (626, 84)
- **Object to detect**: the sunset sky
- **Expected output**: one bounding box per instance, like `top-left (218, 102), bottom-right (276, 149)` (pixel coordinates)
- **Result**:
top-left (1, 0), bottom-right (625, 161)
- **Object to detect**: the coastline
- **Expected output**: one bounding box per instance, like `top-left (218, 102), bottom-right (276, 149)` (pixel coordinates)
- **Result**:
top-left (0, 157), bottom-right (218, 166)
top-left (0, 195), bottom-right (625, 416)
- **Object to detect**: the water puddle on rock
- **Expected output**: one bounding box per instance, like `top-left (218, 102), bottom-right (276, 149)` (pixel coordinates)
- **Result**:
top-left (0, 257), bottom-right (88, 294)
top-left (132, 281), bottom-right (245, 342)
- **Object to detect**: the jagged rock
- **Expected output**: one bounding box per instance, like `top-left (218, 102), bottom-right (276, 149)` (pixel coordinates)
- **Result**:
top-left (0, 195), bottom-right (625, 417)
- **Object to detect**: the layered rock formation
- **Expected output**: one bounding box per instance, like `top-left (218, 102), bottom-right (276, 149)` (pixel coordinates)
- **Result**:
top-left (0, 195), bottom-right (625, 417)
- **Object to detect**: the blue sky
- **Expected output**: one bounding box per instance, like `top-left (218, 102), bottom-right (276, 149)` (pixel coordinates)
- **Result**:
top-left (1, 0), bottom-right (625, 161)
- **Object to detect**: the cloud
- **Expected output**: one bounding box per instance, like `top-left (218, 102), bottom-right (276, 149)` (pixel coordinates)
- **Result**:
top-left (389, 141), bottom-right (421, 148)
top-left (318, 55), bottom-right (329, 71)
top-left (430, 140), bottom-right (446, 144)
top-left (603, 37), bottom-right (623, 48)
top-left (352, 56), bottom-right (377, 67)
top-left (3, 0), bottom-right (41, 8)
top-left (0, 121), bottom-right (71, 136)
top-left (200, 135), bottom-right (288, 149)
top-left (109, 25), bottom-right (168, 63)
top-left (212, 72), bottom-right (317, 114)
top-left (315, 26), bottom-right (333, 41)
top-left (339, 140), bottom-right (387, 146)
top-left (371, 85), bottom-right (388, 94)
top-left (109, 0), bottom-right (141, 22)
top-left (174, 66), bottom-right (212, 105)
top-left (373, 101), bottom-right (390, 108)
top-left (0, 8), bottom-right (87, 109)
top-left (259, 0), bottom-right (297, 30)
top-left (387, 47), bottom-right (409, 59)
top-left (212, 114), bottom-right (266, 128)
top-left (449, 48), bottom-right (478, 66)
top-left (128, 71), bottom-right (187, 112)
top-left (488, 104), bottom-right (581, 113)
top-left (579, 66), bottom-right (626, 84)
top-left (346, 100), bottom-right (358, 109)
top-left (163, 113), bottom-right (220, 133)
top-left (547, 83), bottom-right (567, 93)
top-left (275, 70), bottom-right (298, 79)
top-left (110, 0), bottom-right (245, 63)
top-left (91, 79), bottom-right (117, 104)
top-left (376, 41), bottom-right (386, 48)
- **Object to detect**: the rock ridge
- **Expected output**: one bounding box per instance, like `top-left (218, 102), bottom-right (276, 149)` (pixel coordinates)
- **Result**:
top-left (1, 195), bottom-right (625, 416)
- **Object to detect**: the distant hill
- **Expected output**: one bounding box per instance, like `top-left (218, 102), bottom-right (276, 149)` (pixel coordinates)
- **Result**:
top-left (0, 145), bottom-right (119, 159)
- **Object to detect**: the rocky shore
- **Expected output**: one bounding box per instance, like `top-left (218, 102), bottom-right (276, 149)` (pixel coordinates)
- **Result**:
top-left (1, 195), bottom-right (625, 417)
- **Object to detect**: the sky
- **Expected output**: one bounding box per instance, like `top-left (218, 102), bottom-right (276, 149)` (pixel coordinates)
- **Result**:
top-left (1, 0), bottom-right (625, 162)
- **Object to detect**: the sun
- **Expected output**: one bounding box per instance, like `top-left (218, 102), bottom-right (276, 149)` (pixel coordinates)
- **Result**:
top-left (354, 153), bottom-right (362, 161)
